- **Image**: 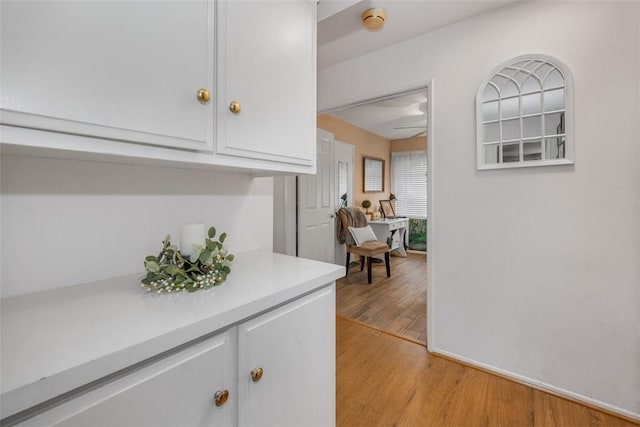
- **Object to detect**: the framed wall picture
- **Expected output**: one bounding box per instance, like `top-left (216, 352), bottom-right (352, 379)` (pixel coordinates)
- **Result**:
top-left (363, 157), bottom-right (384, 192)
top-left (379, 199), bottom-right (395, 218)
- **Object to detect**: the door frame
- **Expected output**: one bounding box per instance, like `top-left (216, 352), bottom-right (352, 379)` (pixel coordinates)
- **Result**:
top-left (317, 80), bottom-right (435, 351)
top-left (333, 139), bottom-right (355, 267)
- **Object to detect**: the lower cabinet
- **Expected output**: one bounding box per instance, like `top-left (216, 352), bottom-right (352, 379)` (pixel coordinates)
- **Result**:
top-left (238, 287), bottom-right (335, 426)
top-left (20, 331), bottom-right (236, 426)
top-left (13, 286), bottom-right (335, 427)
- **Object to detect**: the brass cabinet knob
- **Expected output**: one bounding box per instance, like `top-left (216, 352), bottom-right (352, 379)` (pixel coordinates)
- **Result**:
top-left (213, 389), bottom-right (229, 406)
top-left (251, 367), bottom-right (263, 382)
top-left (197, 88), bottom-right (211, 105)
top-left (229, 101), bottom-right (241, 114)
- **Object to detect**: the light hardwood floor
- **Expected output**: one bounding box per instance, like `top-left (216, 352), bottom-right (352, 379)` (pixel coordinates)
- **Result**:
top-left (336, 252), bottom-right (427, 343)
top-left (336, 317), bottom-right (639, 427)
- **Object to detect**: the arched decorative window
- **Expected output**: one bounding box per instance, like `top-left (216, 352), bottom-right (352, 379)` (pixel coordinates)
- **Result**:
top-left (476, 55), bottom-right (573, 169)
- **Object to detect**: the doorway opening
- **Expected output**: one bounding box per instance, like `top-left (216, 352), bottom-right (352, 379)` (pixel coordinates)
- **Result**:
top-left (316, 86), bottom-right (431, 346)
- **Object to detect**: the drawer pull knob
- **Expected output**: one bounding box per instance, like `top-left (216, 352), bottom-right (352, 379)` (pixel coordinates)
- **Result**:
top-left (197, 88), bottom-right (211, 105)
top-left (214, 389), bottom-right (229, 406)
top-left (229, 101), bottom-right (241, 114)
top-left (251, 367), bottom-right (263, 382)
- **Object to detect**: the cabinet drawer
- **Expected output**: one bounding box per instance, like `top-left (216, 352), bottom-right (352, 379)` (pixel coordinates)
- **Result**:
top-left (16, 331), bottom-right (235, 427)
top-left (388, 222), bottom-right (402, 231)
top-left (389, 220), bottom-right (409, 232)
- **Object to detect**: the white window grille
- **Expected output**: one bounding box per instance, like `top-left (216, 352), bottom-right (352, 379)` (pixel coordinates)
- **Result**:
top-left (476, 55), bottom-right (574, 169)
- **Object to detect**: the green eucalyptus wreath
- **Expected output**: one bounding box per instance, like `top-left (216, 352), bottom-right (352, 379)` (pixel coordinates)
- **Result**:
top-left (141, 226), bottom-right (234, 293)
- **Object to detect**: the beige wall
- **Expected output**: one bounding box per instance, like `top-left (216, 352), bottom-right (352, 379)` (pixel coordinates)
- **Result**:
top-left (317, 114), bottom-right (391, 213)
top-left (391, 136), bottom-right (427, 152)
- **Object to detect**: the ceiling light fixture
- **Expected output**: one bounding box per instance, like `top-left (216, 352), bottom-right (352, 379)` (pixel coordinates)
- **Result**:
top-left (361, 8), bottom-right (386, 32)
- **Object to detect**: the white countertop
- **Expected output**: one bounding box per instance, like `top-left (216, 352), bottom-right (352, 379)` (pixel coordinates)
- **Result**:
top-left (0, 251), bottom-right (344, 418)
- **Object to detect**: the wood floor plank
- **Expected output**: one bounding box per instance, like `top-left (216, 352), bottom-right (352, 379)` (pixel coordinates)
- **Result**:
top-left (336, 252), bottom-right (428, 343)
top-left (336, 317), bottom-right (639, 427)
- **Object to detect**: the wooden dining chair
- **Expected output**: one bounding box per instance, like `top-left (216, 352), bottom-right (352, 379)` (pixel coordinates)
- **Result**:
top-left (338, 208), bottom-right (391, 284)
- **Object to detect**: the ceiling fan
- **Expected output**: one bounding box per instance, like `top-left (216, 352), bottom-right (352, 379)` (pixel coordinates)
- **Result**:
top-left (393, 125), bottom-right (427, 138)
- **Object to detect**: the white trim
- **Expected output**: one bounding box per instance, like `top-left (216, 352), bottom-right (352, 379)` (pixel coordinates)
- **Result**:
top-left (425, 80), bottom-right (434, 353)
top-left (0, 125), bottom-right (316, 175)
top-left (318, 82), bottom-right (431, 115)
top-left (0, 110), bottom-right (213, 152)
top-left (317, 80), bottom-right (435, 354)
top-left (431, 347), bottom-right (640, 422)
top-left (478, 158), bottom-right (574, 170)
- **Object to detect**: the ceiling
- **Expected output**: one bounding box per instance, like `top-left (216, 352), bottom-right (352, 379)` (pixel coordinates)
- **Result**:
top-left (328, 90), bottom-right (427, 140)
top-left (318, 0), bottom-right (519, 70)
top-left (317, 0), bottom-right (519, 140)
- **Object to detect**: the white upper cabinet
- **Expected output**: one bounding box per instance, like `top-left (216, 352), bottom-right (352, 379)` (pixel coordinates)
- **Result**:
top-left (0, 0), bottom-right (317, 174)
top-left (215, 0), bottom-right (316, 167)
top-left (0, 0), bottom-right (215, 151)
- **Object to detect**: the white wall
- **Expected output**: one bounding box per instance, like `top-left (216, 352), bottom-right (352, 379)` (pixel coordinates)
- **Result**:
top-left (273, 175), bottom-right (296, 257)
top-left (1, 155), bottom-right (273, 298)
top-left (319, 1), bottom-right (640, 419)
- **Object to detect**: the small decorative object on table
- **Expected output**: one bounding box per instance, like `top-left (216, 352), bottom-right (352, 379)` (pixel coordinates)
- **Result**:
top-left (361, 199), bottom-right (375, 220)
top-left (141, 226), bottom-right (234, 293)
top-left (379, 199), bottom-right (395, 219)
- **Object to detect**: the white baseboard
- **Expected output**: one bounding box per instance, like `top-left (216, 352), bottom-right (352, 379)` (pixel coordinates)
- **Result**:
top-left (430, 347), bottom-right (640, 423)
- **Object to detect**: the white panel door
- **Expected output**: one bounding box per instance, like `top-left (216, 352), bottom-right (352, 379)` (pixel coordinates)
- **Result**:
top-left (0, 1), bottom-right (214, 151)
top-left (237, 286), bottom-right (335, 427)
top-left (298, 130), bottom-right (335, 264)
top-left (215, 0), bottom-right (316, 167)
top-left (20, 331), bottom-right (235, 427)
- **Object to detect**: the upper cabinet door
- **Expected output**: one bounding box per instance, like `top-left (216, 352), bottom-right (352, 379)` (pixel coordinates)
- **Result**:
top-left (0, 1), bottom-right (214, 151)
top-left (215, 0), bottom-right (316, 167)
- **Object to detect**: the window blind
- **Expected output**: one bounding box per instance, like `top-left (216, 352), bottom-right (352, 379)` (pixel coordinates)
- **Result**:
top-left (363, 159), bottom-right (383, 192)
top-left (391, 151), bottom-right (427, 218)
top-left (337, 161), bottom-right (348, 207)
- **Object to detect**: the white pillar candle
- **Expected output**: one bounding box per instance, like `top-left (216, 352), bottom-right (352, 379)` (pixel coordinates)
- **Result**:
top-left (180, 223), bottom-right (205, 257)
